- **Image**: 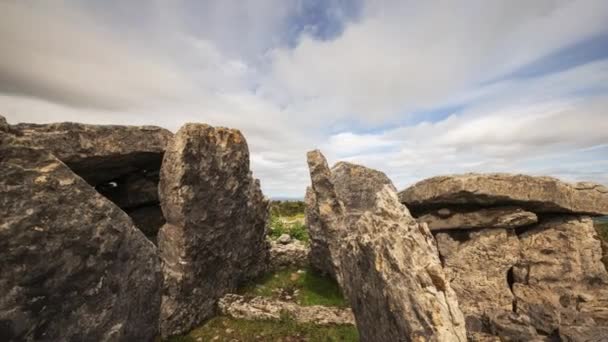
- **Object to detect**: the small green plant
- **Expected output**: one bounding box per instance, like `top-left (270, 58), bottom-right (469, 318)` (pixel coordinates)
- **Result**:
top-left (268, 212), bottom-right (309, 242)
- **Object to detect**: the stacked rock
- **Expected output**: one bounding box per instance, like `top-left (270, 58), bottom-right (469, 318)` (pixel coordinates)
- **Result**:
top-left (399, 173), bottom-right (608, 341)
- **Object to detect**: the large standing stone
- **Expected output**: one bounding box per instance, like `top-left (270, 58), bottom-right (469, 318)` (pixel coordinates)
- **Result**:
top-left (0, 146), bottom-right (161, 341)
top-left (435, 229), bottom-right (520, 333)
top-left (7, 122), bottom-right (172, 184)
top-left (304, 162), bottom-right (395, 277)
top-left (157, 123), bottom-right (269, 337)
top-left (399, 173), bottom-right (608, 216)
top-left (512, 216), bottom-right (608, 336)
top-left (307, 150), bottom-right (466, 342)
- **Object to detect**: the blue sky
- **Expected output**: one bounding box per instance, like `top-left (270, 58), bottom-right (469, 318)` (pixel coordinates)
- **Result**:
top-left (1, 0), bottom-right (608, 198)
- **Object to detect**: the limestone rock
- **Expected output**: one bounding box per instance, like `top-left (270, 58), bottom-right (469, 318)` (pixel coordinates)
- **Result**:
top-left (0, 114), bottom-right (8, 133)
top-left (306, 150), bottom-right (466, 342)
top-left (304, 187), bottom-right (334, 276)
top-left (269, 239), bottom-right (309, 270)
top-left (7, 122), bottom-right (172, 184)
top-left (418, 206), bottom-right (537, 231)
top-left (0, 146), bottom-right (161, 341)
top-left (399, 173), bottom-right (608, 216)
top-left (277, 234), bottom-right (292, 244)
top-left (304, 162), bottom-right (395, 278)
top-left (157, 123), bottom-right (269, 337)
top-left (513, 216), bottom-right (608, 336)
top-left (218, 294), bottom-right (355, 326)
top-left (435, 229), bottom-right (520, 333)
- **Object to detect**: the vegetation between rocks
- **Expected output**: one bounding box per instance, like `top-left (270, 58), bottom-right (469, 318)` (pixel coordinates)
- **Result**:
top-left (239, 267), bottom-right (347, 308)
top-left (268, 201), bottom-right (309, 243)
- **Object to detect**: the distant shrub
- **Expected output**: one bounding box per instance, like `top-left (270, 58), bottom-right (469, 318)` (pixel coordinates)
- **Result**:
top-left (270, 200), bottom-right (305, 217)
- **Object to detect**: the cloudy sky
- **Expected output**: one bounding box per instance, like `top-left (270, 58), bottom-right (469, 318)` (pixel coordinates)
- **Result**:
top-left (2, 0), bottom-right (608, 198)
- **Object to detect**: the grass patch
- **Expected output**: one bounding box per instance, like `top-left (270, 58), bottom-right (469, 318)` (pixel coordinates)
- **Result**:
top-left (167, 316), bottom-right (358, 342)
top-left (239, 267), bottom-right (347, 308)
top-left (268, 213), bottom-right (309, 243)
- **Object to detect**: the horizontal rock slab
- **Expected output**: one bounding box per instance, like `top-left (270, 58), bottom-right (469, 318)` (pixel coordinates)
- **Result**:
top-left (7, 121), bottom-right (172, 184)
top-left (218, 294), bottom-right (355, 326)
top-left (418, 206), bottom-right (537, 231)
top-left (0, 145), bottom-right (161, 341)
top-left (399, 173), bottom-right (608, 216)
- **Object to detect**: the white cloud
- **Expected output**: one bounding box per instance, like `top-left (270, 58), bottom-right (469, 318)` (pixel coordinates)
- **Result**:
top-left (1, 0), bottom-right (607, 198)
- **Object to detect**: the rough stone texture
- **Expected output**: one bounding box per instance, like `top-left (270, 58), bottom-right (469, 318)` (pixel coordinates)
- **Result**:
top-left (435, 229), bottom-right (520, 333)
top-left (307, 150), bottom-right (467, 342)
top-left (399, 173), bottom-right (608, 216)
top-left (0, 146), bottom-right (161, 342)
top-left (512, 215), bottom-right (608, 336)
top-left (418, 206), bottom-right (537, 231)
top-left (157, 123), bottom-right (269, 337)
top-left (7, 122), bottom-right (172, 184)
top-left (218, 294), bottom-right (355, 326)
top-left (269, 239), bottom-right (309, 270)
top-left (304, 187), bottom-right (334, 277)
top-left (304, 162), bottom-right (395, 278)
top-left (0, 114), bottom-right (9, 133)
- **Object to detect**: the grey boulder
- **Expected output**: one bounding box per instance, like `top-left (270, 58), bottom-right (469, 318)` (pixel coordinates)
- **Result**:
top-left (0, 146), bottom-right (161, 341)
top-left (157, 123), bottom-right (269, 337)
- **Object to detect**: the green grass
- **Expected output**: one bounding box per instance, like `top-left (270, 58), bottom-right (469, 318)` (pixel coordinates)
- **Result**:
top-left (239, 267), bottom-right (348, 308)
top-left (268, 213), bottom-right (309, 243)
top-left (166, 316), bottom-right (358, 342)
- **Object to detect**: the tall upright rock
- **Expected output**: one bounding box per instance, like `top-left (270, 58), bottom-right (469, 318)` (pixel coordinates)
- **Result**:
top-left (306, 150), bottom-right (466, 341)
top-left (0, 145), bottom-right (161, 341)
top-left (157, 123), bottom-right (269, 337)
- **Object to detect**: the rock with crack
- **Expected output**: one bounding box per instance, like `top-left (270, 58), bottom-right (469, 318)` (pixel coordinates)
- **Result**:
top-left (0, 145), bottom-right (161, 341)
top-left (418, 206), bottom-right (537, 231)
top-left (218, 294), bottom-right (355, 326)
top-left (304, 161), bottom-right (395, 278)
top-left (512, 215), bottom-right (608, 336)
top-left (435, 229), bottom-right (520, 333)
top-left (269, 239), bottom-right (310, 270)
top-left (5, 121), bottom-right (172, 185)
top-left (306, 150), bottom-right (467, 342)
top-left (157, 123), bottom-right (269, 337)
top-left (399, 173), bottom-right (608, 216)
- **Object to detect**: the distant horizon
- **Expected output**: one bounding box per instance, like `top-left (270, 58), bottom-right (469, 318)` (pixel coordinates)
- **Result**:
top-left (2, 1), bottom-right (607, 197)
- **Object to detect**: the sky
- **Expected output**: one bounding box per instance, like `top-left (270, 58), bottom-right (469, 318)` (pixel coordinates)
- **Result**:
top-left (1, 0), bottom-right (608, 198)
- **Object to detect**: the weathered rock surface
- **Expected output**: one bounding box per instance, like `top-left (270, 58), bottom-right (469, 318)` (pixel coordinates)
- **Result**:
top-left (419, 206), bottom-right (537, 231)
top-left (304, 187), bottom-right (334, 276)
top-left (7, 122), bottom-right (172, 184)
top-left (399, 173), bottom-right (608, 216)
top-left (0, 146), bottom-right (161, 341)
top-left (218, 294), bottom-right (355, 326)
top-left (0, 114), bottom-right (9, 133)
top-left (307, 150), bottom-right (467, 342)
top-left (304, 162), bottom-right (395, 278)
top-left (435, 229), bottom-right (520, 333)
top-left (157, 123), bottom-right (269, 337)
top-left (269, 239), bottom-right (309, 270)
top-left (512, 215), bottom-right (608, 336)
